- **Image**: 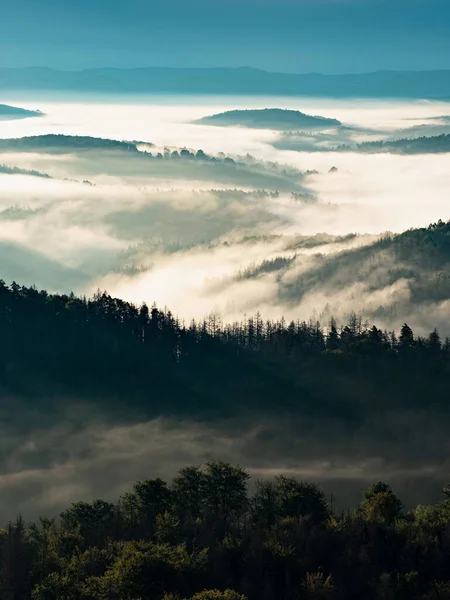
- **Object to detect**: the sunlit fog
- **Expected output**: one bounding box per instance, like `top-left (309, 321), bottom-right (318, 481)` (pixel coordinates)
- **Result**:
top-left (1, 95), bottom-right (449, 334)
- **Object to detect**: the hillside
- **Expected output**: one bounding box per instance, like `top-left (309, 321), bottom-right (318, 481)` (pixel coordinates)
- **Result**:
top-left (4, 463), bottom-right (450, 600)
top-left (342, 133), bottom-right (450, 154)
top-left (0, 164), bottom-right (51, 178)
top-left (0, 274), bottom-right (449, 421)
top-left (274, 132), bottom-right (450, 154)
top-left (0, 134), bottom-right (307, 192)
top-left (239, 220), bottom-right (450, 329)
top-left (0, 270), bottom-right (449, 513)
top-left (0, 103), bottom-right (43, 120)
top-left (0, 134), bottom-right (142, 152)
top-left (197, 108), bottom-right (341, 131)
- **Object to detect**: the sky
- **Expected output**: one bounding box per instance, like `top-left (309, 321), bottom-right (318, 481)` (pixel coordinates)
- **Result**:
top-left (2, 0), bottom-right (449, 73)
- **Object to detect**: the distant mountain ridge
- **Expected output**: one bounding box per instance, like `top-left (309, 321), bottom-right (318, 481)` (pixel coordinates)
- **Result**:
top-left (1, 67), bottom-right (450, 98)
top-left (197, 108), bottom-right (341, 130)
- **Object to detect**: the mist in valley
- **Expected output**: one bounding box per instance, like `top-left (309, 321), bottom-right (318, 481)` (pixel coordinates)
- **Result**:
top-left (1, 93), bottom-right (450, 518)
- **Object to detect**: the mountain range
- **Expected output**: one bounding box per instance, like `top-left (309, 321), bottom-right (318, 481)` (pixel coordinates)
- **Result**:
top-left (1, 67), bottom-right (450, 98)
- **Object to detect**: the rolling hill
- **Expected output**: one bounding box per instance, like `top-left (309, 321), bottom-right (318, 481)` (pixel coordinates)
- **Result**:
top-left (0, 103), bottom-right (43, 120)
top-left (196, 108), bottom-right (341, 131)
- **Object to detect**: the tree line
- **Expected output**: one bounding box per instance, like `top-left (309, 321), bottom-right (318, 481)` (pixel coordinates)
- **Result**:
top-left (0, 279), bottom-right (449, 420)
top-left (3, 461), bottom-right (450, 599)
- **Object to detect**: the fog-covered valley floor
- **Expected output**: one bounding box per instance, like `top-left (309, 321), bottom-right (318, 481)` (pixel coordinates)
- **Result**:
top-left (1, 95), bottom-right (450, 331)
top-left (1, 94), bottom-right (450, 517)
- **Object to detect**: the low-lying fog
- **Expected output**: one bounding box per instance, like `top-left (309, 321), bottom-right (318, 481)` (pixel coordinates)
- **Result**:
top-left (1, 94), bottom-right (449, 332)
top-left (1, 94), bottom-right (450, 518)
top-left (2, 408), bottom-right (450, 519)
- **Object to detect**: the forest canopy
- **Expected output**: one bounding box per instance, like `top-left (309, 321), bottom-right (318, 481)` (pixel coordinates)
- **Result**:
top-left (0, 270), bottom-right (449, 421)
top-left (4, 460), bottom-right (450, 600)
top-left (196, 109), bottom-right (341, 131)
top-left (0, 103), bottom-right (43, 120)
top-left (336, 133), bottom-right (450, 154)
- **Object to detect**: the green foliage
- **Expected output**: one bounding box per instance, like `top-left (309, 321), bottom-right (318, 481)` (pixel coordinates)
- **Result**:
top-left (89, 541), bottom-right (208, 600)
top-left (197, 108), bottom-right (341, 131)
top-left (351, 133), bottom-right (450, 154)
top-left (303, 570), bottom-right (335, 600)
top-left (252, 478), bottom-right (330, 527)
top-left (190, 590), bottom-right (247, 600)
top-left (60, 500), bottom-right (116, 548)
top-left (202, 461), bottom-right (249, 520)
top-left (275, 477), bottom-right (330, 524)
top-left (360, 482), bottom-right (403, 523)
top-left (0, 278), bottom-right (450, 424)
top-left (3, 276), bottom-right (450, 598)
top-left (31, 572), bottom-right (77, 600)
top-left (4, 466), bottom-right (450, 600)
top-left (121, 479), bottom-right (173, 537)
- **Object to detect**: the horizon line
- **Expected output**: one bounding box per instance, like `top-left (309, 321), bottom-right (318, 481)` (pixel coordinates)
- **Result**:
top-left (1, 65), bottom-right (450, 77)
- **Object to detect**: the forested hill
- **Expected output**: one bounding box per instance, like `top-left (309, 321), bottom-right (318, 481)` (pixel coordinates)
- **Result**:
top-left (0, 103), bottom-right (43, 120)
top-left (338, 133), bottom-right (450, 154)
top-left (197, 109), bottom-right (341, 131)
top-left (237, 220), bottom-right (450, 326)
top-left (5, 461), bottom-right (450, 600)
top-left (0, 134), bottom-right (143, 153)
top-left (0, 277), bottom-right (449, 422)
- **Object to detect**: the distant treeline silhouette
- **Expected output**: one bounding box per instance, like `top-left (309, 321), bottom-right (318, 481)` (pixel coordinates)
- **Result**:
top-left (336, 133), bottom-right (450, 154)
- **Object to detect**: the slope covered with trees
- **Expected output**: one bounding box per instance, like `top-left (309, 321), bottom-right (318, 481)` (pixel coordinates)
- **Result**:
top-left (0, 135), bottom-right (307, 193)
top-left (4, 461), bottom-right (450, 600)
top-left (196, 109), bottom-right (341, 131)
top-left (234, 220), bottom-right (450, 327)
top-left (0, 103), bottom-right (43, 120)
top-left (0, 134), bottom-right (143, 153)
top-left (0, 274), bottom-right (449, 422)
top-left (1, 243), bottom-right (450, 597)
top-left (0, 164), bottom-right (52, 178)
top-left (337, 133), bottom-right (450, 154)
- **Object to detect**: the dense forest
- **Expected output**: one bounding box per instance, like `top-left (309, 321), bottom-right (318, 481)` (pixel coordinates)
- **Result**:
top-left (0, 104), bottom-right (43, 120)
top-left (336, 133), bottom-right (450, 154)
top-left (4, 460), bottom-right (450, 599)
top-left (0, 135), bottom-right (144, 153)
top-left (2, 222), bottom-right (450, 599)
top-left (196, 109), bottom-right (341, 131)
top-left (0, 164), bottom-right (51, 178)
top-left (275, 131), bottom-right (450, 155)
top-left (1, 209), bottom-right (450, 425)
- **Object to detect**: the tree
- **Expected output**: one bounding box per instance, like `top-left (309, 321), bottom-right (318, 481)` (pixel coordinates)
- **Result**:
top-left (399, 323), bottom-right (414, 351)
top-left (360, 482), bottom-right (402, 523)
top-left (203, 461), bottom-right (249, 521)
top-left (275, 477), bottom-right (330, 524)
top-left (60, 500), bottom-right (116, 548)
top-left (91, 542), bottom-right (208, 600)
top-left (31, 572), bottom-right (76, 600)
top-left (427, 328), bottom-right (442, 355)
top-left (122, 479), bottom-right (172, 537)
top-left (251, 480), bottom-right (280, 527)
top-left (172, 466), bottom-right (206, 520)
top-left (326, 318), bottom-right (340, 351)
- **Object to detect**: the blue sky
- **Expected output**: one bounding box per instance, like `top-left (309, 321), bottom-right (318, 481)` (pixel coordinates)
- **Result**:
top-left (2, 0), bottom-right (449, 73)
